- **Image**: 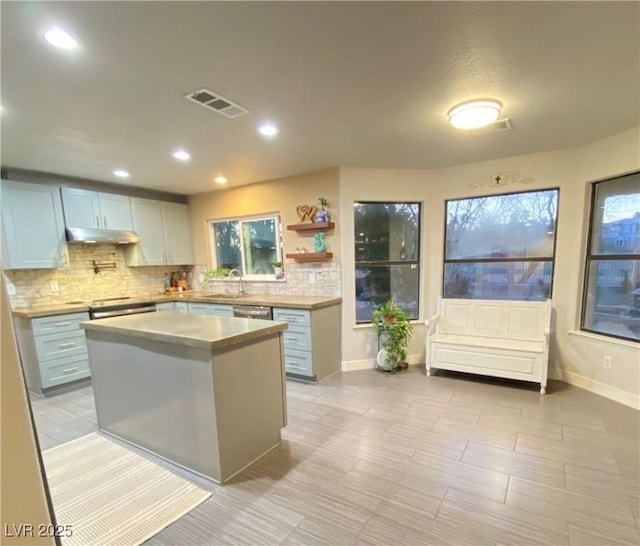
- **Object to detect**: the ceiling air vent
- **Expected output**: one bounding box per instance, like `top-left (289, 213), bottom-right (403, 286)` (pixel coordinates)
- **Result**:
top-left (472, 118), bottom-right (512, 136)
top-left (185, 88), bottom-right (248, 118)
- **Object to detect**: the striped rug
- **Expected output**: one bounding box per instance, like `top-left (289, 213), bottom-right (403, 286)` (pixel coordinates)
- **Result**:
top-left (42, 433), bottom-right (212, 546)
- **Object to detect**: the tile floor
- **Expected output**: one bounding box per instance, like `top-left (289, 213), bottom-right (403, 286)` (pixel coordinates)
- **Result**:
top-left (31, 367), bottom-right (639, 545)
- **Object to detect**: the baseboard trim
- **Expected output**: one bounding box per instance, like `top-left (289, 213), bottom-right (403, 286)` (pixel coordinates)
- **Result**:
top-left (558, 370), bottom-right (639, 410)
top-left (342, 353), bottom-right (423, 372)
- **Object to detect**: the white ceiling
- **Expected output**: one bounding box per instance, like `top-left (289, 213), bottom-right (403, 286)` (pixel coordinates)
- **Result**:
top-left (1, 2), bottom-right (638, 195)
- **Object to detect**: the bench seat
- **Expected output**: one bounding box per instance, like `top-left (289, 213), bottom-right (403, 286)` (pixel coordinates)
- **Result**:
top-left (426, 299), bottom-right (551, 393)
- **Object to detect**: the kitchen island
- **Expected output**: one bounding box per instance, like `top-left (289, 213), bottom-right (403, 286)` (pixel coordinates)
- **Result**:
top-left (80, 311), bottom-right (288, 485)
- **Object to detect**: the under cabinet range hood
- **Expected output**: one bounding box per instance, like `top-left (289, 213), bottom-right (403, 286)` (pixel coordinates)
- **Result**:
top-left (65, 227), bottom-right (141, 244)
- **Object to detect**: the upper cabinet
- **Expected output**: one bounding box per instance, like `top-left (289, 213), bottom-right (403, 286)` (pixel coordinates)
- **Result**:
top-left (1, 180), bottom-right (69, 269)
top-left (124, 198), bottom-right (194, 266)
top-left (61, 188), bottom-right (133, 231)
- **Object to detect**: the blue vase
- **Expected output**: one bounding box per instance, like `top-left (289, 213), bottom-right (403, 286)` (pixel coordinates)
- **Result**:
top-left (315, 209), bottom-right (329, 223)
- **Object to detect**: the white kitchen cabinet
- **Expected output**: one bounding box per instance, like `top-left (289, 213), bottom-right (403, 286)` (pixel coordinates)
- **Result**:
top-left (155, 302), bottom-right (174, 311)
top-left (125, 198), bottom-right (194, 266)
top-left (274, 304), bottom-right (341, 381)
top-left (61, 187), bottom-right (133, 230)
top-left (1, 179), bottom-right (69, 269)
top-left (187, 302), bottom-right (233, 317)
top-left (13, 311), bottom-right (91, 395)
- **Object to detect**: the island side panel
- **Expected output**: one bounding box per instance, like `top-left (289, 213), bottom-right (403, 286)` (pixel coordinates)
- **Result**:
top-left (212, 333), bottom-right (286, 483)
top-left (311, 303), bottom-right (342, 381)
top-left (86, 330), bottom-right (221, 482)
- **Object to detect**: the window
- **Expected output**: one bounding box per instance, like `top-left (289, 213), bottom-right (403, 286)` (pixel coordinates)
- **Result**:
top-left (444, 189), bottom-right (559, 300)
top-left (210, 214), bottom-right (281, 278)
top-left (582, 172), bottom-right (640, 342)
top-left (354, 202), bottom-right (420, 323)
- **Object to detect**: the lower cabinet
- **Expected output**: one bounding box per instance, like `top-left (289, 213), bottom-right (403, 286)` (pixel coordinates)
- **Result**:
top-left (155, 302), bottom-right (173, 311)
top-left (187, 302), bottom-right (233, 317)
top-left (13, 312), bottom-right (91, 395)
top-left (274, 305), bottom-right (341, 382)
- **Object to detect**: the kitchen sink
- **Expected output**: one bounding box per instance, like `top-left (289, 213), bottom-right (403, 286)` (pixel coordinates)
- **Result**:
top-left (201, 293), bottom-right (244, 299)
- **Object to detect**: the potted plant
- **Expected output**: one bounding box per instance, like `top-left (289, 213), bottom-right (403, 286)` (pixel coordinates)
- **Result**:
top-left (202, 267), bottom-right (231, 282)
top-left (315, 197), bottom-right (330, 223)
top-left (371, 300), bottom-right (413, 371)
top-left (272, 261), bottom-right (284, 279)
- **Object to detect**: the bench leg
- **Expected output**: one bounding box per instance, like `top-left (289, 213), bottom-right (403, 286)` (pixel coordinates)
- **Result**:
top-left (426, 367), bottom-right (431, 377)
top-left (540, 384), bottom-right (546, 395)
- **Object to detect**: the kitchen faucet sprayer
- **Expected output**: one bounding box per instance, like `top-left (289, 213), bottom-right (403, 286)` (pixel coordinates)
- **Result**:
top-left (228, 269), bottom-right (245, 295)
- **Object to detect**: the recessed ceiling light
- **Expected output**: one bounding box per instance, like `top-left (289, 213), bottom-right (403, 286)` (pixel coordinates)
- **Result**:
top-left (448, 100), bottom-right (502, 130)
top-left (214, 176), bottom-right (228, 184)
top-left (44, 28), bottom-right (78, 50)
top-left (113, 169), bottom-right (130, 178)
top-left (258, 122), bottom-right (278, 137)
top-left (172, 149), bottom-right (191, 161)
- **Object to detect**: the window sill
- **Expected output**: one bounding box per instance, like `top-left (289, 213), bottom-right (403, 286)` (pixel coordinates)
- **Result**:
top-left (568, 330), bottom-right (638, 349)
top-left (353, 319), bottom-right (423, 330)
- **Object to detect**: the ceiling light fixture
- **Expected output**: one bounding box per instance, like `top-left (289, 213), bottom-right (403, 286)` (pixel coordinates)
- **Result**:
top-left (43, 28), bottom-right (78, 50)
top-left (214, 176), bottom-right (228, 184)
top-left (258, 122), bottom-right (278, 137)
top-left (113, 169), bottom-right (130, 178)
top-left (448, 99), bottom-right (502, 130)
top-left (172, 149), bottom-right (191, 161)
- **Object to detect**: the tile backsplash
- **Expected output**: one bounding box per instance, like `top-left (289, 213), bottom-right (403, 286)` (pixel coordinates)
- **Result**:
top-left (4, 245), bottom-right (341, 308)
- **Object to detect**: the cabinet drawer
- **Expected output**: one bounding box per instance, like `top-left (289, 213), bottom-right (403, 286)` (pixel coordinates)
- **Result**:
top-left (187, 303), bottom-right (213, 315)
top-left (35, 331), bottom-right (88, 362)
top-left (155, 302), bottom-right (173, 311)
top-left (32, 312), bottom-right (89, 336)
top-left (174, 302), bottom-right (188, 313)
top-left (283, 348), bottom-right (313, 376)
top-left (273, 308), bottom-right (310, 326)
top-left (283, 326), bottom-right (312, 352)
top-left (40, 353), bottom-right (91, 389)
top-left (210, 305), bottom-right (233, 317)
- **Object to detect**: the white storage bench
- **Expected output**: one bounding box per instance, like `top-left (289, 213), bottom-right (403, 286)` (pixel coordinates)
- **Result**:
top-left (425, 298), bottom-right (551, 393)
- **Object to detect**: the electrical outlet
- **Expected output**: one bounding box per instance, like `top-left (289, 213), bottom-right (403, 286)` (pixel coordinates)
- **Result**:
top-left (49, 280), bottom-right (59, 293)
top-left (6, 282), bottom-right (16, 296)
top-left (603, 355), bottom-right (612, 369)
top-left (308, 272), bottom-right (316, 284)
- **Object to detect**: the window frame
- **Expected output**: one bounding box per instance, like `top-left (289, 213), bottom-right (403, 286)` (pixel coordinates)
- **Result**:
top-left (208, 213), bottom-right (282, 280)
top-left (580, 171), bottom-right (640, 343)
top-left (442, 187), bottom-right (560, 300)
top-left (354, 200), bottom-right (422, 324)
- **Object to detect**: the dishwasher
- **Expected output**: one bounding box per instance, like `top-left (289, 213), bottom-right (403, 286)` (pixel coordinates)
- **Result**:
top-left (233, 305), bottom-right (273, 320)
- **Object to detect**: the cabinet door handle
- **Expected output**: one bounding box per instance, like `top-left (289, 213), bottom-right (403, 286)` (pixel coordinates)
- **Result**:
top-left (53, 322), bottom-right (72, 327)
top-left (104, 216), bottom-right (107, 229)
top-left (287, 336), bottom-right (299, 341)
top-left (58, 342), bottom-right (76, 348)
top-left (96, 215), bottom-right (101, 228)
top-left (63, 367), bottom-right (79, 374)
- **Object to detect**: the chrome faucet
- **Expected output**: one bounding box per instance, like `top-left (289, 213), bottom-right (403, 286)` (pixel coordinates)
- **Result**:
top-left (227, 268), bottom-right (245, 295)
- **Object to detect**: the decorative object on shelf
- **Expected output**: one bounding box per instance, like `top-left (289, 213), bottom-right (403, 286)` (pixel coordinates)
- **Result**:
top-left (315, 197), bottom-right (330, 223)
top-left (295, 204), bottom-right (318, 223)
top-left (371, 299), bottom-right (413, 372)
top-left (272, 261), bottom-right (284, 279)
top-left (313, 232), bottom-right (327, 252)
top-left (470, 170), bottom-right (534, 189)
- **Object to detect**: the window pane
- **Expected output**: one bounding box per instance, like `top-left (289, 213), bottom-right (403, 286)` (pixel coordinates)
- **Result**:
top-left (444, 261), bottom-right (552, 300)
top-left (242, 219), bottom-right (278, 275)
top-left (446, 190), bottom-right (558, 260)
top-left (213, 221), bottom-right (241, 270)
top-left (355, 202), bottom-right (420, 262)
top-left (590, 173), bottom-right (640, 255)
top-left (355, 264), bottom-right (419, 322)
top-left (582, 259), bottom-right (640, 341)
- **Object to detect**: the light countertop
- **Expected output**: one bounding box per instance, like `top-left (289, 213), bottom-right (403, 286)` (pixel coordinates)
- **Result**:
top-left (12, 293), bottom-right (342, 318)
top-left (80, 311), bottom-right (288, 350)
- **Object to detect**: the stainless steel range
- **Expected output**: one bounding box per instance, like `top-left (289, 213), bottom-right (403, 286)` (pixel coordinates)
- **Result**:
top-left (87, 297), bottom-right (157, 319)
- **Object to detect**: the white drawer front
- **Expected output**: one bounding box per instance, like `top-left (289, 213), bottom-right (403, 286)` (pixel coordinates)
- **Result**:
top-left (40, 353), bottom-right (91, 388)
top-left (187, 303), bottom-right (213, 315)
top-left (155, 302), bottom-right (173, 311)
top-left (174, 302), bottom-right (188, 313)
top-left (283, 326), bottom-right (312, 352)
top-left (35, 331), bottom-right (88, 362)
top-left (32, 312), bottom-right (89, 336)
top-left (273, 308), bottom-right (310, 327)
top-left (284, 348), bottom-right (313, 376)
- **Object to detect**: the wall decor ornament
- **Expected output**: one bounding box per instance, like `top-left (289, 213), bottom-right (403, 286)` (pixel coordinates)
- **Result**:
top-left (470, 170), bottom-right (534, 189)
top-left (313, 232), bottom-right (327, 252)
top-left (296, 204), bottom-right (317, 223)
